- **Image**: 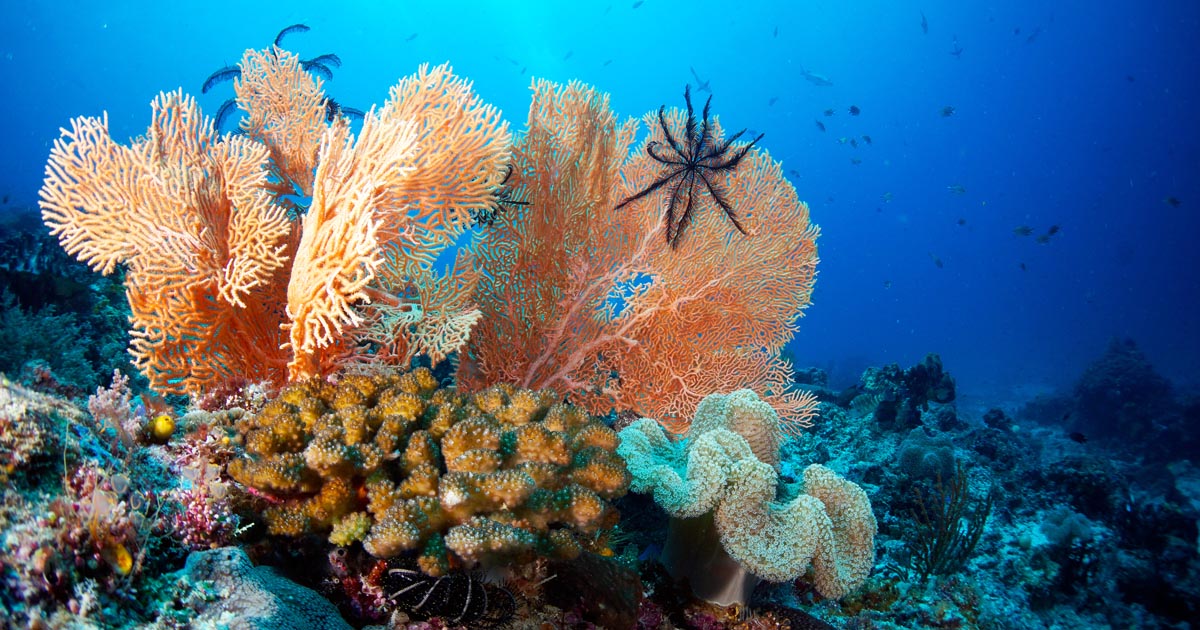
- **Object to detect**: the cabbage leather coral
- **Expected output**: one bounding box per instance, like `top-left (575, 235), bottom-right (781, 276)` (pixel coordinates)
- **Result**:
top-left (617, 389), bottom-right (876, 605)
top-left (228, 367), bottom-right (629, 575)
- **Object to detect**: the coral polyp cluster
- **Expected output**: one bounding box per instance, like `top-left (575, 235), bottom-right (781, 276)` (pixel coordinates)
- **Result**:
top-left (228, 367), bottom-right (629, 575)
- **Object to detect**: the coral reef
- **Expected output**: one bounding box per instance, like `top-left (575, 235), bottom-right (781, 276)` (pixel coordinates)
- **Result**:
top-left (228, 367), bottom-right (630, 575)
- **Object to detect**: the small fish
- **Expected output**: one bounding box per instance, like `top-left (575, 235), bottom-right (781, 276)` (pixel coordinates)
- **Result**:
top-left (774, 26), bottom-right (779, 37)
top-left (563, 50), bottom-right (573, 61)
top-left (1, 195), bottom-right (8, 204)
top-left (837, 137), bottom-right (849, 145)
top-left (768, 96), bottom-right (779, 106)
top-left (929, 253), bottom-right (944, 268)
top-left (632, 0), bottom-right (643, 7)
top-left (1068, 431), bottom-right (1087, 444)
top-left (883, 280), bottom-right (893, 289)
top-left (1013, 27), bottom-right (1021, 36)
top-left (949, 35), bottom-right (963, 58)
top-left (1019, 262), bottom-right (1027, 271)
top-left (1036, 234), bottom-right (1052, 244)
top-left (689, 66), bottom-right (712, 94)
top-left (800, 67), bottom-right (834, 87)
top-left (405, 32), bottom-right (418, 42)
top-left (1026, 26), bottom-right (1043, 44)
top-left (823, 108), bottom-right (835, 117)
top-left (850, 138), bottom-right (858, 148)
top-left (788, 168), bottom-right (802, 179)
top-left (956, 218), bottom-right (966, 226)
top-left (1013, 225), bottom-right (1034, 237)
top-left (921, 11), bottom-right (928, 34)
top-left (814, 120), bottom-right (826, 132)
top-left (947, 184), bottom-right (966, 194)
top-left (603, 59), bottom-right (613, 66)
top-left (1164, 196), bottom-right (1182, 207)
top-left (521, 66), bottom-right (527, 75)
top-left (848, 105), bottom-right (860, 116)
top-left (1046, 224), bottom-right (1061, 236)
top-left (850, 157), bottom-right (862, 165)
top-left (881, 192), bottom-right (894, 203)
top-left (941, 105), bottom-right (956, 117)
top-left (862, 135), bottom-right (872, 144)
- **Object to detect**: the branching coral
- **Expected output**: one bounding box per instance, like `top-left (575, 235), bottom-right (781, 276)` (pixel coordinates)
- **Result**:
top-left (618, 389), bottom-right (876, 603)
top-left (228, 367), bottom-right (629, 575)
top-left (39, 48), bottom-right (509, 396)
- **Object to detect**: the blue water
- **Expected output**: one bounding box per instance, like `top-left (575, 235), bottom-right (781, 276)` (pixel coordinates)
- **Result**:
top-left (1, 0), bottom-right (1196, 399)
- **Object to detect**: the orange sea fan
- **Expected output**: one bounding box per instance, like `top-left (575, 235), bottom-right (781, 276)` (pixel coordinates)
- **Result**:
top-left (462, 80), bottom-right (820, 431)
top-left (40, 90), bottom-right (295, 394)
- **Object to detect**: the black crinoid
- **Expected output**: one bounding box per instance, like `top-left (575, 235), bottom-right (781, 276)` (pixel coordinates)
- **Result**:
top-left (615, 84), bottom-right (764, 248)
top-left (202, 24), bottom-right (363, 133)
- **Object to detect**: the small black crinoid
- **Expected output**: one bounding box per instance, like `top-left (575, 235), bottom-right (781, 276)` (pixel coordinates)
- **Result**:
top-left (615, 84), bottom-right (763, 248)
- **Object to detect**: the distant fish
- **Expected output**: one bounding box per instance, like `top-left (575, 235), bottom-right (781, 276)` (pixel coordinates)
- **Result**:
top-left (632, 0), bottom-right (643, 7)
top-left (1026, 26), bottom-right (1043, 44)
top-left (881, 192), bottom-right (894, 203)
top-left (1013, 225), bottom-right (1034, 237)
top-left (603, 59), bottom-right (613, 66)
top-left (941, 105), bottom-right (956, 117)
top-left (862, 134), bottom-right (872, 144)
top-left (1164, 196), bottom-right (1182, 207)
top-left (848, 105), bottom-right (861, 116)
top-left (921, 11), bottom-right (928, 34)
top-left (689, 66), bottom-right (712, 94)
top-left (563, 50), bottom-right (573, 61)
top-left (800, 67), bottom-right (834, 87)
top-left (956, 217), bottom-right (967, 226)
top-left (773, 26), bottom-right (779, 38)
top-left (1013, 27), bottom-right (1021, 36)
top-left (947, 184), bottom-right (966, 194)
top-left (949, 35), bottom-right (963, 58)
top-left (823, 109), bottom-right (835, 117)
top-left (1125, 74), bottom-right (1136, 83)
top-left (1068, 431), bottom-right (1087, 444)
top-left (788, 168), bottom-right (802, 179)
top-left (850, 138), bottom-right (858, 148)
top-left (768, 96), bottom-right (779, 106)
top-left (883, 280), bottom-right (893, 289)
top-left (850, 157), bottom-right (862, 165)
top-left (1, 195), bottom-right (8, 204)
top-left (405, 32), bottom-right (418, 42)
top-left (1046, 224), bottom-right (1061, 236)
top-left (1035, 234), bottom-right (1052, 244)
top-left (929, 253), bottom-right (944, 268)
top-left (837, 137), bottom-right (849, 145)
top-left (814, 119), bottom-right (826, 132)
top-left (1019, 262), bottom-right (1027, 271)
top-left (521, 66), bottom-right (527, 75)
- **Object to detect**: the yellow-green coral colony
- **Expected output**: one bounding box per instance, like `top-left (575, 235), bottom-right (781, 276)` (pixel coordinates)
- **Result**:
top-left (228, 367), bottom-right (630, 576)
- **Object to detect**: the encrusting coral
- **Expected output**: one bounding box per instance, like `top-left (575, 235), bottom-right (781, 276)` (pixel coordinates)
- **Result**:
top-left (228, 367), bottom-right (629, 576)
top-left (618, 389), bottom-right (876, 602)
